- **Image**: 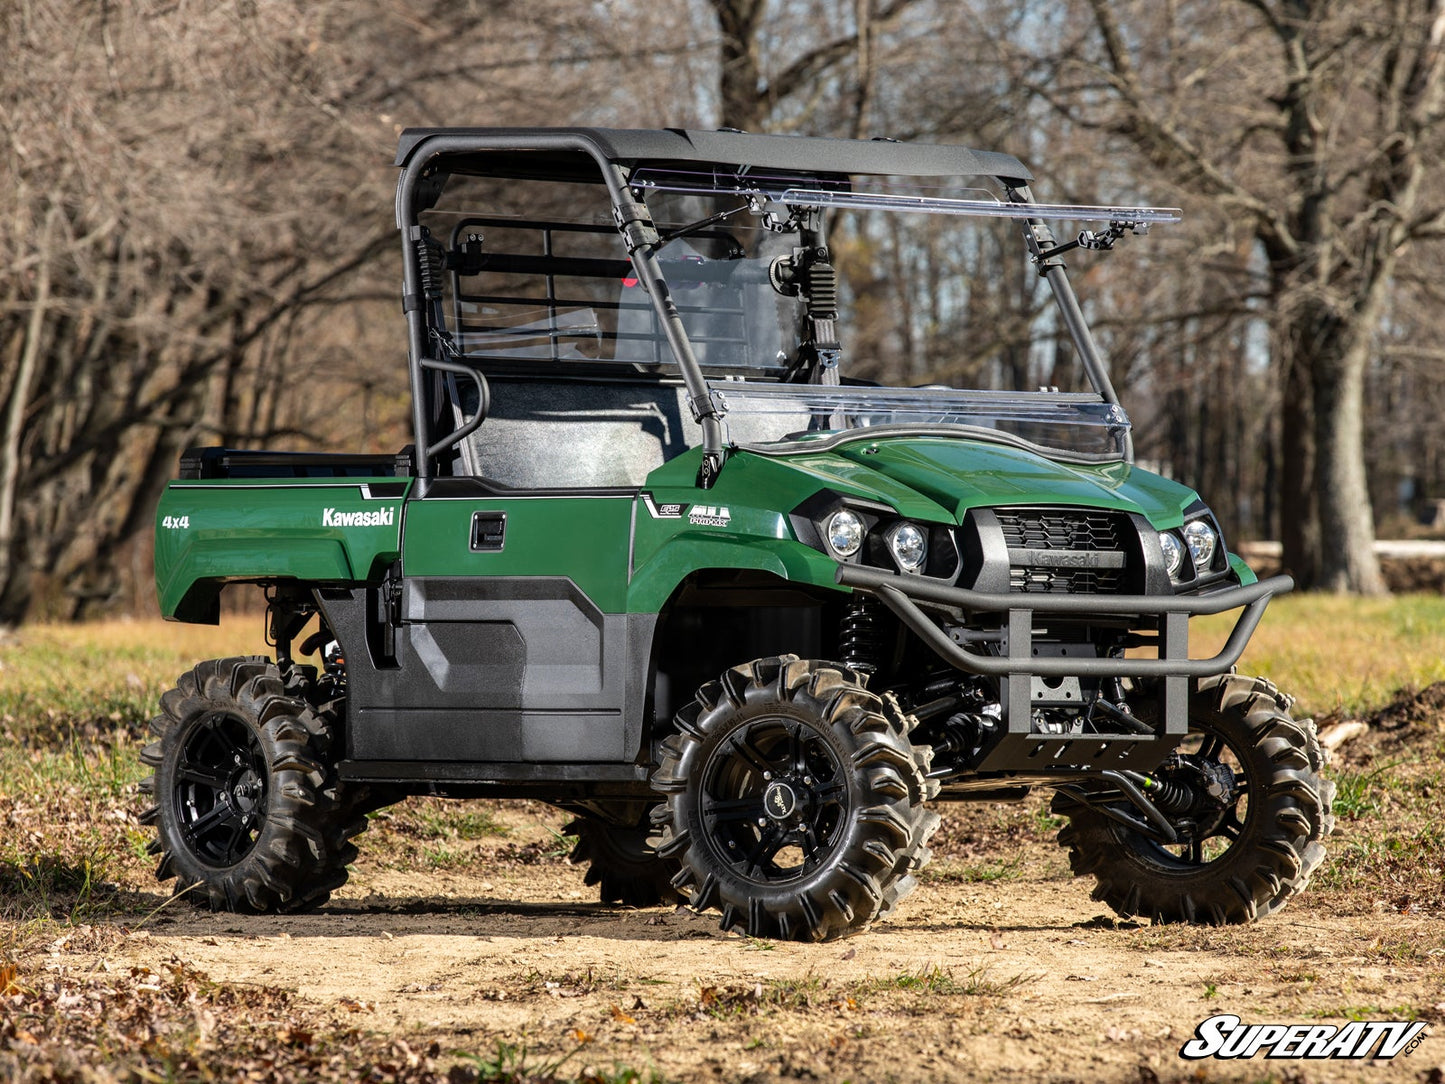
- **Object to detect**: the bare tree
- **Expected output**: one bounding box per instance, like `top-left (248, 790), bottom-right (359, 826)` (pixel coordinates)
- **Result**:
top-left (0, 0), bottom-right (695, 623)
top-left (706, 0), bottom-right (929, 132)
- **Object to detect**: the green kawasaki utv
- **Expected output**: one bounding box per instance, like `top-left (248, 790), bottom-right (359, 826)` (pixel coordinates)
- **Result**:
top-left (142, 127), bottom-right (1333, 940)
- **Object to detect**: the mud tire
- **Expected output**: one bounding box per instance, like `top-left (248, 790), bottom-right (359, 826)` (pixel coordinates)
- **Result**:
top-left (139, 657), bottom-right (360, 913)
top-left (1053, 673), bottom-right (1334, 925)
top-left (652, 656), bottom-right (937, 942)
top-left (566, 811), bottom-right (683, 907)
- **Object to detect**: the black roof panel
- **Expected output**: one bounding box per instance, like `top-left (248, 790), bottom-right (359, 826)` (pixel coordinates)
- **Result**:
top-left (394, 127), bottom-right (1032, 183)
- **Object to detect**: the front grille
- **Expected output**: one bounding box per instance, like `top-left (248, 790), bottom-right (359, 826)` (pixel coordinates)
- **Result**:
top-left (997, 507), bottom-right (1130, 594)
top-left (997, 508), bottom-right (1123, 551)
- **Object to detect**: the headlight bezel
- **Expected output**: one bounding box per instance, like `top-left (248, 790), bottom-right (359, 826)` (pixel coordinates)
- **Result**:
top-left (790, 490), bottom-right (958, 580)
top-left (1157, 505), bottom-right (1230, 589)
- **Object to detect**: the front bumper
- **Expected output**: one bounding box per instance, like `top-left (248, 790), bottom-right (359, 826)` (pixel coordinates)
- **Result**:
top-left (835, 564), bottom-right (1295, 772)
top-left (835, 565), bottom-right (1293, 679)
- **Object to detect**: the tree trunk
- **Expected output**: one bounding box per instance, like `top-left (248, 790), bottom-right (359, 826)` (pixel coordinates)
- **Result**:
top-left (0, 205), bottom-right (55, 623)
top-left (1277, 339), bottom-right (1318, 585)
top-left (1312, 341), bottom-right (1386, 594)
top-left (709, 0), bottom-right (767, 130)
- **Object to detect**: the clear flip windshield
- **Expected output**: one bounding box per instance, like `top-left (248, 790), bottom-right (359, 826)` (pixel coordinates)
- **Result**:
top-left (711, 383), bottom-right (1130, 460)
top-left (418, 162), bottom-right (1174, 475)
top-left (630, 166), bottom-right (1180, 228)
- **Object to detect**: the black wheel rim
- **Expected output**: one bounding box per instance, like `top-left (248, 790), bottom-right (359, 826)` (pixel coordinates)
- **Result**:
top-left (173, 712), bottom-right (268, 868)
top-left (701, 715), bottom-right (847, 885)
top-left (1128, 719), bottom-right (1252, 871)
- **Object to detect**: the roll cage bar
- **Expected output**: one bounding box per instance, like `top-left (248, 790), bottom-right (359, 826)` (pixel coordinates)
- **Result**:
top-left (393, 128), bottom-right (1179, 487)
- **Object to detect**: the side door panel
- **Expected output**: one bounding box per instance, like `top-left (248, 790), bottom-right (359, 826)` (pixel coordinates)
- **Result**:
top-left (348, 490), bottom-right (646, 763)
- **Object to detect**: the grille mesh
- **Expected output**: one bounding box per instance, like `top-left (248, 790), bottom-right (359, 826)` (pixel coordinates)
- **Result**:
top-left (997, 508), bottom-right (1123, 551)
top-left (1007, 567), bottom-right (1125, 594)
top-left (997, 508), bottom-right (1129, 594)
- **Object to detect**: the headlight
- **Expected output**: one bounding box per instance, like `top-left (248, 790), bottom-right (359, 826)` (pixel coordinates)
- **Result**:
top-left (825, 509), bottom-right (864, 557)
top-left (1159, 531), bottom-right (1185, 579)
top-left (887, 522), bottom-right (927, 572)
top-left (1183, 519), bottom-right (1217, 570)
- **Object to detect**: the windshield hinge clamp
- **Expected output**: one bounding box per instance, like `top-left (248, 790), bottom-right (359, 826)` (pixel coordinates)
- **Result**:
top-left (613, 204), bottom-right (659, 255)
top-left (687, 390), bottom-right (726, 423)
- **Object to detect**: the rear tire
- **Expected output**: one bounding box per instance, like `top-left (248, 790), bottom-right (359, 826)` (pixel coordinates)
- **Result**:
top-left (652, 656), bottom-right (937, 942)
top-left (1052, 673), bottom-right (1333, 924)
top-left (139, 657), bottom-right (358, 913)
top-left (566, 811), bottom-right (682, 907)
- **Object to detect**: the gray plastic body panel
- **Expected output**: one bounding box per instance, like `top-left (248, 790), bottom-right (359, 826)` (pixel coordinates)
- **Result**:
top-left (314, 584), bottom-right (656, 770)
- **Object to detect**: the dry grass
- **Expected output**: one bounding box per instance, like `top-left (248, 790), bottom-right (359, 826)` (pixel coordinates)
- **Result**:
top-left (1192, 592), bottom-right (1445, 716)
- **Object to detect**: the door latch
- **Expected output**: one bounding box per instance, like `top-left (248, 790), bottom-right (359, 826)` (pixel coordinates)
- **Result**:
top-left (470, 510), bottom-right (506, 551)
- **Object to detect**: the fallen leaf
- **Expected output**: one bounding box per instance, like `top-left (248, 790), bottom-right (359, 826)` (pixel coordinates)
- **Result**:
top-left (989, 930), bottom-right (1007, 950)
top-left (840, 948), bottom-right (856, 961)
top-left (609, 1003), bottom-right (636, 1024)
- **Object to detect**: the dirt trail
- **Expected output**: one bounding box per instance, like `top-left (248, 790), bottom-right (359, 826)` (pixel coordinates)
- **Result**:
top-left (83, 851), bottom-right (1443, 1083)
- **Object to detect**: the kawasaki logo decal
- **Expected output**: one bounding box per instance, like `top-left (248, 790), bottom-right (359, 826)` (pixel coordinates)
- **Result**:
top-left (322, 506), bottom-right (395, 528)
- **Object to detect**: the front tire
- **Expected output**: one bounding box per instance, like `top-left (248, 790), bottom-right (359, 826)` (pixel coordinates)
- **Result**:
top-left (1052, 673), bottom-right (1334, 925)
top-left (652, 656), bottom-right (937, 942)
top-left (139, 657), bottom-right (357, 913)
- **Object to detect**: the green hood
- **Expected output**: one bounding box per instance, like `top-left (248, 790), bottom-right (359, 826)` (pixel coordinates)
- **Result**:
top-left (747, 435), bottom-right (1205, 530)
